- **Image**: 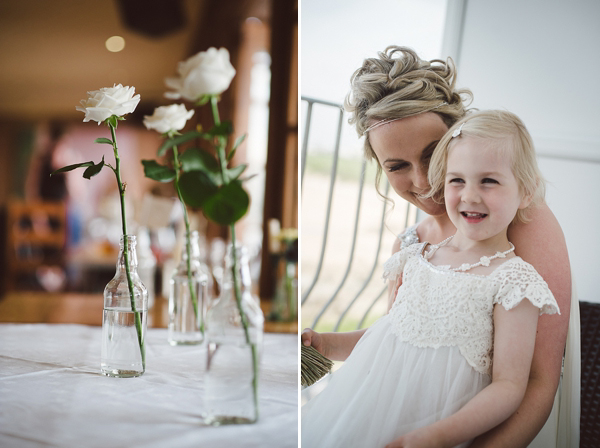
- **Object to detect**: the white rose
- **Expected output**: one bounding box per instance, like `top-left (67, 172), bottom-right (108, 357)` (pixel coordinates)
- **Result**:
top-left (76, 84), bottom-right (140, 124)
top-left (165, 47), bottom-right (236, 101)
top-left (143, 104), bottom-right (194, 134)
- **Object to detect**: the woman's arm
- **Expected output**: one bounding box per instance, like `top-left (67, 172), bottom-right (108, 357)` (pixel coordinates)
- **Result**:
top-left (301, 328), bottom-right (366, 361)
top-left (386, 300), bottom-right (540, 448)
top-left (471, 203), bottom-right (572, 447)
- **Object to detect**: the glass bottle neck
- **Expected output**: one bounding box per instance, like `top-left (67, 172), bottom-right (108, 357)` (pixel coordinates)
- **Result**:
top-left (182, 231), bottom-right (201, 261)
top-left (222, 244), bottom-right (252, 295)
top-left (116, 235), bottom-right (138, 272)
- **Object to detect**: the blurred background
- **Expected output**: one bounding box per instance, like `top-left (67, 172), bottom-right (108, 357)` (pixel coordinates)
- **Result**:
top-left (0, 0), bottom-right (298, 331)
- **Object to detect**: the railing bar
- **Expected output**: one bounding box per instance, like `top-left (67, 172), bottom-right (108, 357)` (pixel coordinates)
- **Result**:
top-left (404, 202), bottom-right (412, 230)
top-left (301, 96), bottom-right (343, 109)
top-left (301, 107), bottom-right (345, 305)
top-left (311, 157), bottom-right (367, 329)
top-left (300, 101), bottom-right (313, 188)
top-left (333, 180), bottom-right (390, 331)
top-left (357, 285), bottom-right (388, 329)
top-left (355, 200), bottom-right (418, 330)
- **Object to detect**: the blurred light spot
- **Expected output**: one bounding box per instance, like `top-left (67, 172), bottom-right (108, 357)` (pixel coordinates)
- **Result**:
top-left (105, 36), bottom-right (125, 52)
top-left (245, 17), bottom-right (262, 24)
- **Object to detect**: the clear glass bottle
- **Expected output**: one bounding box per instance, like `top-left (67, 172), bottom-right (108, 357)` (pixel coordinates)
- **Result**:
top-left (196, 232), bottom-right (214, 307)
top-left (204, 243), bottom-right (264, 425)
top-left (168, 231), bottom-right (207, 345)
top-left (271, 258), bottom-right (298, 322)
top-left (101, 235), bottom-right (148, 378)
top-left (136, 227), bottom-right (157, 309)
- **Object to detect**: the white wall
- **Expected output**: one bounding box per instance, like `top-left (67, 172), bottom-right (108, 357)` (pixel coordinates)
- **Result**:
top-left (445, 0), bottom-right (600, 302)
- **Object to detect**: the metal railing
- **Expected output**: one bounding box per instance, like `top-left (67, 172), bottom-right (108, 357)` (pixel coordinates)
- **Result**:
top-left (301, 96), bottom-right (416, 331)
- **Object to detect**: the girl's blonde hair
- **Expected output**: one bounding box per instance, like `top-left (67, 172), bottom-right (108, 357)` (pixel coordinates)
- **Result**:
top-left (345, 46), bottom-right (472, 190)
top-left (427, 110), bottom-right (546, 224)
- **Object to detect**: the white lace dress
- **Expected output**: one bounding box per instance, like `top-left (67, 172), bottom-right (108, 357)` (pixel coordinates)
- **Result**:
top-left (301, 241), bottom-right (560, 448)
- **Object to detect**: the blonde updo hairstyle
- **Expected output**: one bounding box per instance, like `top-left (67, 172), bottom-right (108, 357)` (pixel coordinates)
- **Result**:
top-left (426, 110), bottom-right (546, 224)
top-left (345, 46), bottom-right (472, 188)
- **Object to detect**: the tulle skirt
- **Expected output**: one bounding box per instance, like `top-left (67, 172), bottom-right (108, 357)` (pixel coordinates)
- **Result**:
top-left (301, 315), bottom-right (491, 448)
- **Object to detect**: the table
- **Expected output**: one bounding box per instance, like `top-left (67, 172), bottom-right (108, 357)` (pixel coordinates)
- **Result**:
top-left (0, 292), bottom-right (298, 334)
top-left (0, 324), bottom-right (298, 447)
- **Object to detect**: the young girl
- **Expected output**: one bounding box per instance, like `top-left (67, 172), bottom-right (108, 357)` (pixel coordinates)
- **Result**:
top-left (301, 110), bottom-right (560, 448)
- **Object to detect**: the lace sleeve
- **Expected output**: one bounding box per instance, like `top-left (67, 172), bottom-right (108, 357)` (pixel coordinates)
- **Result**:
top-left (398, 224), bottom-right (420, 250)
top-left (492, 258), bottom-right (560, 316)
top-left (382, 242), bottom-right (424, 283)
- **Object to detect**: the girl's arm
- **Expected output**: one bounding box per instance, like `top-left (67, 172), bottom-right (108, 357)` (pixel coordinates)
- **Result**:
top-left (386, 299), bottom-right (540, 448)
top-left (301, 328), bottom-right (366, 361)
top-left (471, 203), bottom-right (571, 447)
top-left (303, 233), bottom-right (411, 362)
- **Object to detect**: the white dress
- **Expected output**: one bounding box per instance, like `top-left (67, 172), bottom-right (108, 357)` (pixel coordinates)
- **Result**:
top-left (301, 241), bottom-right (560, 448)
top-left (398, 225), bottom-right (581, 448)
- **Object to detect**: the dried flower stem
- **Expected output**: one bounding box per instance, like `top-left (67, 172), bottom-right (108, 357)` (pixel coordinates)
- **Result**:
top-left (301, 345), bottom-right (333, 387)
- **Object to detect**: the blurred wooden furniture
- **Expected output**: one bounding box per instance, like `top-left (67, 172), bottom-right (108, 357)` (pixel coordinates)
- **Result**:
top-left (5, 200), bottom-right (67, 290)
top-left (0, 291), bottom-right (298, 334)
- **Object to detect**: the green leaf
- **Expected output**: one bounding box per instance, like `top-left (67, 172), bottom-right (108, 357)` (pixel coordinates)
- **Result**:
top-left (179, 148), bottom-right (221, 183)
top-left (142, 160), bottom-right (176, 183)
top-left (157, 131), bottom-right (210, 156)
top-left (178, 170), bottom-right (219, 208)
top-left (203, 180), bottom-right (249, 225)
top-left (228, 134), bottom-right (247, 161)
top-left (83, 156), bottom-right (105, 179)
top-left (94, 137), bottom-right (113, 145)
top-left (226, 164), bottom-right (247, 181)
top-left (51, 161), bottom-right (95, 176)
top-left (239, 173), bottom-right (258, 183)
top-left (156, 123), bottom-right (234, 156)
top-left (207, 121), bottom-right (233, 137)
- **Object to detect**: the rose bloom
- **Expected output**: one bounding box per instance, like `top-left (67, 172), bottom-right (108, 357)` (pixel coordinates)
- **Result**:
top-left (165, 47), bottom-right (236, 101)
top-left (76, 84), bottom-right (140, 124)
top-left (143, 104), bottom-right (194, 134)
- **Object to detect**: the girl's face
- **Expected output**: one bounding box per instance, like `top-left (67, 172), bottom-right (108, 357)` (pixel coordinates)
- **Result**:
top-left (368, 113), bottom-right (449, 216)
top-left (444, 137), bottom-right (530, 244)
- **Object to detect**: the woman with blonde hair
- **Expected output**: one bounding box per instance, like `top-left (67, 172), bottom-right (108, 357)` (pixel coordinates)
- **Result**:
top-left (302, 46), bottom-right (578, 447)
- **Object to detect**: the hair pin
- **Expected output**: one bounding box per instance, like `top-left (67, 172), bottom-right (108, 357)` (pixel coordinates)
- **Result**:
top-left (452, 122), bottom-right (465, 138)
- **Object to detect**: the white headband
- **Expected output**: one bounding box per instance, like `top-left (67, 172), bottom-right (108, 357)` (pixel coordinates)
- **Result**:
top-left (362, 102), bottom-right (448, 136)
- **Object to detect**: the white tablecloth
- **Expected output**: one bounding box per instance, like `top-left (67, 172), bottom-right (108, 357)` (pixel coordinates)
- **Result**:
top-left (0, 324), bottom-right (298, 448)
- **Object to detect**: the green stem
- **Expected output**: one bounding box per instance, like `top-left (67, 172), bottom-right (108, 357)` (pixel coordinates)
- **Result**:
top-left (229, 225), bottom-right (259, 416)
top-left (286, 262), bottom-right (296, 320)
top-left (172, 145), bottom-right (201, 332)
top-left (210, 96), bottom-right (259, 419)
top-left (109, 122), bottom-right (145, 369)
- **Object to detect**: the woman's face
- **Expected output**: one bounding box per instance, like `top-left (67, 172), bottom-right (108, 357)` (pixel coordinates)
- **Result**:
top-left (368, 112), bottom-right (449, 216)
